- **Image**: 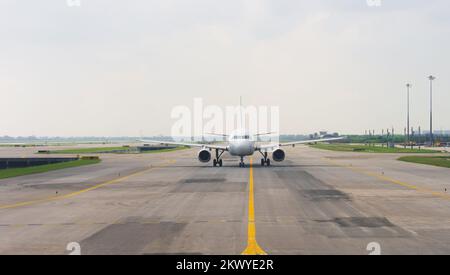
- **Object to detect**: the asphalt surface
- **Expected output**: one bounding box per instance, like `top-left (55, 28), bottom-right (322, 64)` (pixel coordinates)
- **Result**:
top-left (0, 145), bottom-right (449, 255)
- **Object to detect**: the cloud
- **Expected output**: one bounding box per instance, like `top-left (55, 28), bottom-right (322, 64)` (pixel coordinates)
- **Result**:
top-left (0, 0), bottom-right (449, 136)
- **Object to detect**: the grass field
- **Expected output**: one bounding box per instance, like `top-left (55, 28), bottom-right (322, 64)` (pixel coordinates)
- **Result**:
top-left (41, 147), bottom-right (130, 154)
top-left (39, 146), bottom-right (187, 154)
top-left (0, 159), bottom-right (101, 179)
top-left (398, 156), bottom-right (450, 168)
top-left (140, 146), bottom-right (188, 154)
top-left (310, 143), bottom-right (439, 153)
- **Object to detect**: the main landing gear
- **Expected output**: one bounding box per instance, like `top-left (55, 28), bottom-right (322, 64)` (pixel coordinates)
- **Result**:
top-left (213, 158), bottom-right (223, 167)
top-left (259, 151), bottom-right (271, 166)
top-left (213, 149), bottom-right (224, 167)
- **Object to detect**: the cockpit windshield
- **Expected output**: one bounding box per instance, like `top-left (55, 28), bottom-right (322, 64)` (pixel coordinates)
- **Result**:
top-left (232, 135), bottom-right (250, 140)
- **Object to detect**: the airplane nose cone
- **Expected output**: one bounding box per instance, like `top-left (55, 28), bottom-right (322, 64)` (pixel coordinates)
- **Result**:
top-left (229, 141), bottom-right (254, 156)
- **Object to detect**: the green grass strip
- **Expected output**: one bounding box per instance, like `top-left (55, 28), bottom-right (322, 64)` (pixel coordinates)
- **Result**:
top-left (398, 156), bottom-right (450, 168)
top-left (40, 146), bottom-right (187, 154)
top-left (310, 143), bottom-right (439, 154)
top-left (0, 159), bottom-right (101, 179)
top-left (41, 147), bottom-right (128, 154)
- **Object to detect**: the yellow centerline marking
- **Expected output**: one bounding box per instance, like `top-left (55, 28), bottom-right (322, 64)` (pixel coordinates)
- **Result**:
top-left (241, 158), bottom-right (267, 255)
top-left (324, 157), bottom-right (450, 201)
top-left (0, 160), bottom-right (175, 210)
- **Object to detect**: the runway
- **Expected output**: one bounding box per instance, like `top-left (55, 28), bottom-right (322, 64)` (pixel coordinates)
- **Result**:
top-left (0, 145), bottom-right (449, 255)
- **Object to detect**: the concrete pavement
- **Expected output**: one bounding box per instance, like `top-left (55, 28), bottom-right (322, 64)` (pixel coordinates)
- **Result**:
top-left (0, 145), bottom-right (449, 254)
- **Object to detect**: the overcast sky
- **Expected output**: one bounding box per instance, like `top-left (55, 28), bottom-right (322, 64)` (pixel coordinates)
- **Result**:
top-left (1, 0), bottom-right (449, 136)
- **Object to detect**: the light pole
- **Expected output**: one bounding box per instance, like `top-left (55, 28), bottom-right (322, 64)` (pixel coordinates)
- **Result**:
top-left (418, 126), bottom-right (421, 149)
top-left (428, 75), bottom-right (436, 146)
top-left (406, 83), bottom-right (411, 146)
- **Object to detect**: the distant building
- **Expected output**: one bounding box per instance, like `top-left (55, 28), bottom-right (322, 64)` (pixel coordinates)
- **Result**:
top-left (309, 131), bottom-right (339, 139)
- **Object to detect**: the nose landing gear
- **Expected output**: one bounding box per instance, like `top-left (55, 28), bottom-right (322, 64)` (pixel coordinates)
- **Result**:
top-left (239, 156), bottom-right (245, 168)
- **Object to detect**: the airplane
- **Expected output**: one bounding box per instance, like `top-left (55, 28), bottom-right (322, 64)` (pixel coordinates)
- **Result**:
top-left (139, 130), bottom-right (344, 167)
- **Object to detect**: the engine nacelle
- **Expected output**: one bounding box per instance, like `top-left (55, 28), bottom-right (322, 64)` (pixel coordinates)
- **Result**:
top-left (272, 149), bottom-right (285, 162)
top-left (198, 149), bottom-right (211, 163)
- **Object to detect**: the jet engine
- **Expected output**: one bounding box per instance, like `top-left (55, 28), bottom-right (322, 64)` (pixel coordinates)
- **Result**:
top-left (198, 149), bottom-right (211, 163)
top-left (272, 149), bottom-right (285, 162)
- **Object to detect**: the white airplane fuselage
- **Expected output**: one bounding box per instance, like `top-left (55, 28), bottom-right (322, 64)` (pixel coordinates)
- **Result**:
top-left (228, 138), bottom-right (255, 157)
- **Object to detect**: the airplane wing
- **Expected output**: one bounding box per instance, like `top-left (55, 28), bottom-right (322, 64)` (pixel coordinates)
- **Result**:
top-left (257, 136), bottom-right (346, 151)
top-left (138, 140), bottom-right (228, 150)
